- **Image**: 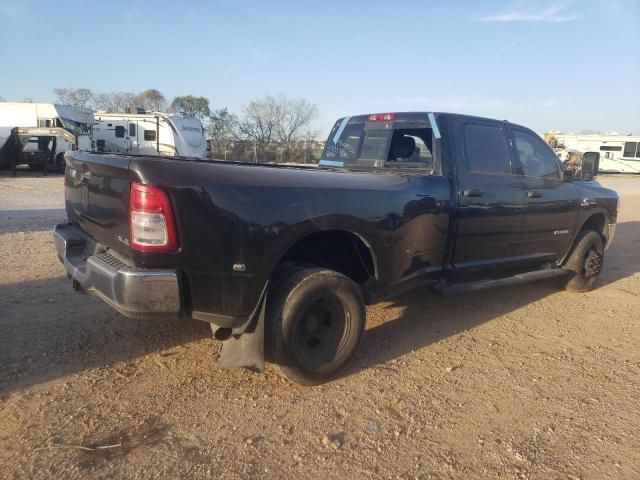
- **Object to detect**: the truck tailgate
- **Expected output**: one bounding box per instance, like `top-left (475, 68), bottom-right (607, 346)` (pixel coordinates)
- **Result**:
top-left (64, 152), bottom-right (134, 259)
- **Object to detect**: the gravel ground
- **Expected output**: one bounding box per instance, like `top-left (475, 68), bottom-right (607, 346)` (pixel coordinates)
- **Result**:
top-left (0, 171), bottom-right (638, 479)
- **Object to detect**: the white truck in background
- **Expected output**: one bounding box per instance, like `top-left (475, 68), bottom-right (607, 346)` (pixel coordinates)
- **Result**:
top-left (0, 102), bottom-right (93, 171)
top-left (92, 112), bottom-right (207, 158)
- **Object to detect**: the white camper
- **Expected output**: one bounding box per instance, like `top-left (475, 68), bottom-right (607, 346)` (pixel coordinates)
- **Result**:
top-left (0, 102), bottom-right (93, 170)
top-left (92, 112), bottom-right (206, 158)
top-left (554, 134), bottom-right (640, 174)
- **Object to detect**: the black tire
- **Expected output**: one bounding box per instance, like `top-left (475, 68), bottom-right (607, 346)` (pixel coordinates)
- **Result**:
top-left (563, 229), bottom-right (604, 292)
top-left (55, 153), bottom-right (66, 173)
top-left (266, 267), bottom-right (365, 385)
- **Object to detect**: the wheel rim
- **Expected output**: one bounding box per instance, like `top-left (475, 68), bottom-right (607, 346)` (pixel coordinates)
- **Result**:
top-left (293, 296), bottom-right (350, 367)
top-left (582, 242), bottom-right (603, 278)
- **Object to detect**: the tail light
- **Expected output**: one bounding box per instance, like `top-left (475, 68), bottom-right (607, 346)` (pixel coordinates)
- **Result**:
top-left (129, 182), bottom-right (178, 251)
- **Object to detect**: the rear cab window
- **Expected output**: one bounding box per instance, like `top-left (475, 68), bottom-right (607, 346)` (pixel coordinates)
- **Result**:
top-left (320, 113), bottom-right (440, 174)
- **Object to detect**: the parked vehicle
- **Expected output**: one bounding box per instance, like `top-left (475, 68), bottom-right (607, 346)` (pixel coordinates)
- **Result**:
top-left (550, 133), bottom-right (640, 174)
top-left (54, 112), bottom-right (619, 385)
top-left (0, 102), bottom-right (92, 170)
top-left (92, 112), bottom-right (206, 158)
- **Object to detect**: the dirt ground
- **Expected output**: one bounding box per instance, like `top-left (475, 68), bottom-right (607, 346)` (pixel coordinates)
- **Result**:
top-left (1, 171), bottom-right (638, 479)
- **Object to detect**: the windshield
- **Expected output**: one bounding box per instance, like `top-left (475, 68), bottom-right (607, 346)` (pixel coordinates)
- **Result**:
top-left (321, 113), bottom-right (438, 171)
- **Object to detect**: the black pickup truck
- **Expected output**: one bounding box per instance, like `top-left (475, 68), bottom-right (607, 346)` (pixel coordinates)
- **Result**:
top-left (54, 112), bottom-right (618, 385)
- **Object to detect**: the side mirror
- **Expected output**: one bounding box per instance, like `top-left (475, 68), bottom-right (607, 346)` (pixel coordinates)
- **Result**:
top-left (580, 152), bottom-right (599, 181)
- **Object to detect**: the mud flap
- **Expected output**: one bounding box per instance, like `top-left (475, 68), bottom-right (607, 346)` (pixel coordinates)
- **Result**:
top-left (217, 299), bottom-right (266, 372)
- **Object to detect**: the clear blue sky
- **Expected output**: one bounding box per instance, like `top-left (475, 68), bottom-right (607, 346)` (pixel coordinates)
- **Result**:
top-left (1, 0), bottom-right (638, 135)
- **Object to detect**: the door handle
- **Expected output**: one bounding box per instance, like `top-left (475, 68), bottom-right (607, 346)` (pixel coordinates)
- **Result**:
top-left (463, 189), bottom-right (484, 197)
top-left (527, 191), bottom-right (543, 198)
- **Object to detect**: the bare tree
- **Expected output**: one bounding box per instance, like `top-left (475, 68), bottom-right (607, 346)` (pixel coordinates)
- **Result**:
top-left (53, 88), bottom-right (93, 107)
top-left (238, 95), bottom-right (318, 146)
top-left (237, 95), bottom-right (283, 145)
top-left (134, 89), bottom-right (167, 112)
top-left (94, 91), bottom-right (136, 113)
top-left (237, 95), bottom-right (318, 161)
top-left (276, 97), bottom-right (318, 146)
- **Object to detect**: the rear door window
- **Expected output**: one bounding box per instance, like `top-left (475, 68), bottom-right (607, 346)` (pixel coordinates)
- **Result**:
top-left (463, 124), bottom-right (512, 174)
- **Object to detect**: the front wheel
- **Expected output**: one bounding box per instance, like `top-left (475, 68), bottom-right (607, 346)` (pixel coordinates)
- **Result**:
top-left (563, 229), bottom-right (604, 292)
top-left (266, 268), bottom-right (365, 385)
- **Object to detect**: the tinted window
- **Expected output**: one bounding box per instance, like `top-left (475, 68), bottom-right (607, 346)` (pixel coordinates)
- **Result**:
top-left (512, 130), bottom-right (560, 178)
top-left (599, 146), bottom-right (621, 152)
top-left (623, 142), bottom-right (637, 158)
top-left (322, 123), bottom-right (364, 163)
top-left (144, 130), bottom-right (157, 141)
top-left (321, 117), bottom-right (437, 171)
top-left (129, 123), bottom-right (136, 137)
top-left (359, 129), bottom-right (390, 161)
top-left (115, 126), bottom-right (125, 138)
top-left (463, 124), bottom-right (512, 174)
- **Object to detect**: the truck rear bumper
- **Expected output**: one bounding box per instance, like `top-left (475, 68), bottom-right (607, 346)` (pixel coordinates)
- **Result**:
top-left (53, 223), bottom-right (181, 319)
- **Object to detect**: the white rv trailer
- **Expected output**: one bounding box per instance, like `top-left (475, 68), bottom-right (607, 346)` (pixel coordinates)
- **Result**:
top-left (0, 102), bottom-right (93, 169)
top-left (92, 112), bottom-right (206, 158)
top-left (554, 134), bottom-right (640, 174)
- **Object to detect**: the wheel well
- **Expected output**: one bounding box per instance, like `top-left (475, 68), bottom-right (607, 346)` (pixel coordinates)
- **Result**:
top-left (276, 230), bottom-right (376, 285)
top-left (581, 213), bottom-right (606, 237)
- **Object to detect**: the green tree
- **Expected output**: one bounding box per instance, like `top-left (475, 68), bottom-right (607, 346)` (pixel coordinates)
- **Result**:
top-left (169, 95), bottom-right (210, 119)
top-left (208, 108), bottom-right (238, 141)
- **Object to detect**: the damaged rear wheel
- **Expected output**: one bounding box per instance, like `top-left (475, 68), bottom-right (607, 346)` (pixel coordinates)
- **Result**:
top-left (266, 267), bottom-right (365, 385)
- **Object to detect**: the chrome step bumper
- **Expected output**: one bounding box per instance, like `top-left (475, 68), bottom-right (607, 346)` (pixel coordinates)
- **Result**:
top-left (53, 223), bottom-right (181, 319)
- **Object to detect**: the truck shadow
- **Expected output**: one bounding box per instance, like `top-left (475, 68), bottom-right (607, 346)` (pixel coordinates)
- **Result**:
top-left (347, 220), bottom-right (640, 378)
top-left (0, 222), bottom-right (637, 394)
top-left (0, 209), bottom-right (67, 234)
top-left (0, 276), bottom-right (212, 396)
top-left (0, 167), bottom-right (64, 178)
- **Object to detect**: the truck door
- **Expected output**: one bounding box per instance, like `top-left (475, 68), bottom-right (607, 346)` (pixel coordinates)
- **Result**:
top-left (453, 120), bottom-right (525, 270)
top-left (127, 121), bottom-right (139, 154)
top-left (509, 127), bottom-right (579, 261)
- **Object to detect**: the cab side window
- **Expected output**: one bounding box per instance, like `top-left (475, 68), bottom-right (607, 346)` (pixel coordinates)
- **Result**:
top-left (463, 124), bottom-right (512, 174)
top-left (512, 130), bottom-right (560, 178)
